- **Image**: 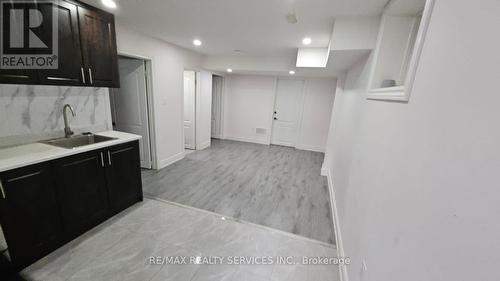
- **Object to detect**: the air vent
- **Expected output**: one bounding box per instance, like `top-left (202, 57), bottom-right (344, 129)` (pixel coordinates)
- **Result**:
top-left (255, 128), bottom-right (267, 135)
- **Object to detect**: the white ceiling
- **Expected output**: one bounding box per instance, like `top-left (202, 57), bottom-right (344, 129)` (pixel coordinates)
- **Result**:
top-left (83, 0), bottom-right (388, 57)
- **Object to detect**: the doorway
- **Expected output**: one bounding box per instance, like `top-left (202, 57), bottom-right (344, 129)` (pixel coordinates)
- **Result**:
top-left (183, 70), bottom-right (197, 150)
top-left (109, 55), bottom-right (154, 169)
top-left (271, 79), bottom-right (305, 147)
top-left (211, 75), bottom-right (223, 139)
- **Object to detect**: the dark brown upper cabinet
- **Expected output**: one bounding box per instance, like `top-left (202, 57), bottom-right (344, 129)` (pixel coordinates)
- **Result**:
top-left (78, 6), bottom-right (119, 87)
top-left (38, 0), bottom-right (84, 86)
top-left (0, 0), bottom-right (119, 88)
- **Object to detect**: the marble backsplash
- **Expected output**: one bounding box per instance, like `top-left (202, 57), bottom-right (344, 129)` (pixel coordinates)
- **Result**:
top-left (0, 84), bottom-right (112, 148)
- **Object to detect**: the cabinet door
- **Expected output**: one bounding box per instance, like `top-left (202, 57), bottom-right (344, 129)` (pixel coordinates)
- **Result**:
top-left (0, 163), bottom-right (63, 268)
top-left (53, 150), bottom-right (109, 239)
top-left (78, 6), bottom-right (119, 87)
top-left (0, 1), bottom-right (40, 85)
top-left (38, 0), bottom-right (84, 86)
top-left (105, 141), bottom-right (143, 213)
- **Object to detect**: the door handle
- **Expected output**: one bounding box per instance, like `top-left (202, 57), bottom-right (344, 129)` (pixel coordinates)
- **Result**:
top-left (88, 68), bottom-right (93, 84)
top-left (0, 179), bottom-right (5, 199)
top-left (100, 152), bottom-right (104, 167)
top-left (107, 151), bottom-right (112, 166)
top-left (274, 117), bottom-right (278, 120)
top-left (80, 67), bottom-right (86, 84)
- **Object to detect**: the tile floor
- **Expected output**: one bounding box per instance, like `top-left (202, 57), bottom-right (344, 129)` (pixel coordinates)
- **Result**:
top-left (20, 199), bottom-right (340, 281)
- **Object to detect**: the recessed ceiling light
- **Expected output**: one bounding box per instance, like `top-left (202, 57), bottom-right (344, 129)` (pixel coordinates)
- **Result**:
top-left (289, 70), bottom-right (295, 75)
top-left (193, 39), bottom-right (202, 46)
top-left (302, 37), bottom-right (312, 45)
top-left (101, 0), bottom-right (117, 9)
top-left (226, 68), bottom-right (233, 73)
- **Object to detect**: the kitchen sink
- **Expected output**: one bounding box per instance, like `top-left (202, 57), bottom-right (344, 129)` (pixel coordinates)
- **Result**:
top-left (41, 134), bottom-right (117, 149)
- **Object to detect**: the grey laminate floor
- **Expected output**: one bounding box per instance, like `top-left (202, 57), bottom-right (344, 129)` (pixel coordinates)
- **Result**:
top-left (142, 139), bottom-right (335, 244)
top-left (21, 199), bottom-right (339, 281)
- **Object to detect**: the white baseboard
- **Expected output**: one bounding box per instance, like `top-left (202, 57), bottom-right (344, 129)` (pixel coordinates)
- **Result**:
top-left (157, 151), bottom-right (184, 169)
top-left (197, 140), bottom-right (211, 150)
top-left (224, 136), bottom-right (270, 145)
top-left (295, 144), bottom-right (325, 153)
top-left (325, 169), bottom-right (348, 281)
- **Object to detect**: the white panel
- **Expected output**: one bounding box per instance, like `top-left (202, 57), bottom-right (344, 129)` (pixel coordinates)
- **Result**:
top-left (113, 58), bottom-right (152, 168)
top-left (271, 79), bottom-right (304, 147)
top-left (331, 16), bottom-right (380, 51)
top-left (224, 75), bottom-right (276, 144)
top-left (183, 71), bottom-right (196, 149)
top-left (296, 48), bottom-right (329, 68)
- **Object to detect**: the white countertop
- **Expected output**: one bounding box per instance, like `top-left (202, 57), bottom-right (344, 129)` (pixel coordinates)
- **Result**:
top-left (0, 131), bottom-right (142, 173)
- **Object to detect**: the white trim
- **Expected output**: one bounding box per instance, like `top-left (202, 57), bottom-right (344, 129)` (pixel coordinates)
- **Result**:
top-left (197, 140), bottom-right (211, 150)
top-left (117, 51), bottom-right (158, 169)
top-left (224, 136), bottom-right (269, 145)
top-left (195, 71), bottom-right (202, 150)
top-left (158, 152), bottom-right (185, 169)
top-left (367, 0), bottom-right (435, 102)
top-left (325, 169), bottom-right (348, 281)
top-left (268, 77), bottom-right (279, 145)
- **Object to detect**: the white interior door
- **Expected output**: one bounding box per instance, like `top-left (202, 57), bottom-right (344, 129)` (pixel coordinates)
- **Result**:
top-left (271, 79), bottom-right (304, 147)
top-left (184, 71), bottom-right (196, 149)
top-left (211, 75), bottom-right (223, 138)
top-left (111, 57), bottom-right (152, 168)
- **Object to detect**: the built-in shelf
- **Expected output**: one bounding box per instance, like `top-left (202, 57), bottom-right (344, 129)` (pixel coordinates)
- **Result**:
top-left (367, 0), bottom-right (435, 102)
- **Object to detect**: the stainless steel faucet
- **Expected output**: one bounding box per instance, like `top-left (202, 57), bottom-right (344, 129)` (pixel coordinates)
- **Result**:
top-left (63, 104), bottom-right (76, 138)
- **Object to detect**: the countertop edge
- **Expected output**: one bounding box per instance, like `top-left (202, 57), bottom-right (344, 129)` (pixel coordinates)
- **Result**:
top-left (0, 131), bottom-right (142, 173)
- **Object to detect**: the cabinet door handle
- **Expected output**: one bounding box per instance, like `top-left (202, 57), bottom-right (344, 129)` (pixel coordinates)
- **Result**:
top-left (100, 152), bottom-right (104, 167)
top-left (0, 179), bottom-right (5, 199)
top-left (107, 151), bottom-right (112, 166)
top-left (88, 68), bottom-right (93, 84)
top-left (80, 67), bottom-right (86, 84)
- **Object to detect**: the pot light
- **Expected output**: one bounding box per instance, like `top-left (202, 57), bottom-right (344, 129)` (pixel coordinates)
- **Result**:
top-left (226, 68), bottom-right (233, 73)
top-left (289, 70), bottom-right (295, 75)
top-left (302, 37), bottom-right (312, 45)
top-left (101, 0), bottom-right (117, 9)
top-left (193, 39), bottom-right (202, 46)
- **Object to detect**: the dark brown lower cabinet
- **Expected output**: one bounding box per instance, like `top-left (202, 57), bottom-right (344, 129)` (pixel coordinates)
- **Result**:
top-left (53, 150), bottom-right (110, 239)
top-left (105, 142), bottom-right (143, 214)
top-left (0, 162), bottom-right (63, 269)
top-left (0, 140), bottom-right (142, 270)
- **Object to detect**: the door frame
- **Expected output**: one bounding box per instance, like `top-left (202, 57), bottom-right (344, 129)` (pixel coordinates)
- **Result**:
top-left (269, 77), bottom-right (306, 147)
top-left (183, 69), bottom-right (199, 150)
top-left (211, 75), bottom-right (225, 139)
top-left (116, 51), bottom-right (158, 169)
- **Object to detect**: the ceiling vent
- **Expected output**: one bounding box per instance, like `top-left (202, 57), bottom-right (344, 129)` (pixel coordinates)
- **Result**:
top-left (285, 13), bottom-right (298, 24)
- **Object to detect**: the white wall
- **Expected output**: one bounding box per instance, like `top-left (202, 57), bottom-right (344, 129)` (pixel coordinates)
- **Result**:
top-left (331, 17), bottom-right (380, 51)
top-left (323, 1), bottom-right (500, 280)
top-left (224, 74), bottom-right (336, 151)
top-left (224, 75), bottom-right (276, 144)
top-left (115, 22), bottom-right (212, 168)
top-left (296, 78), bottom-right (336, 152)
